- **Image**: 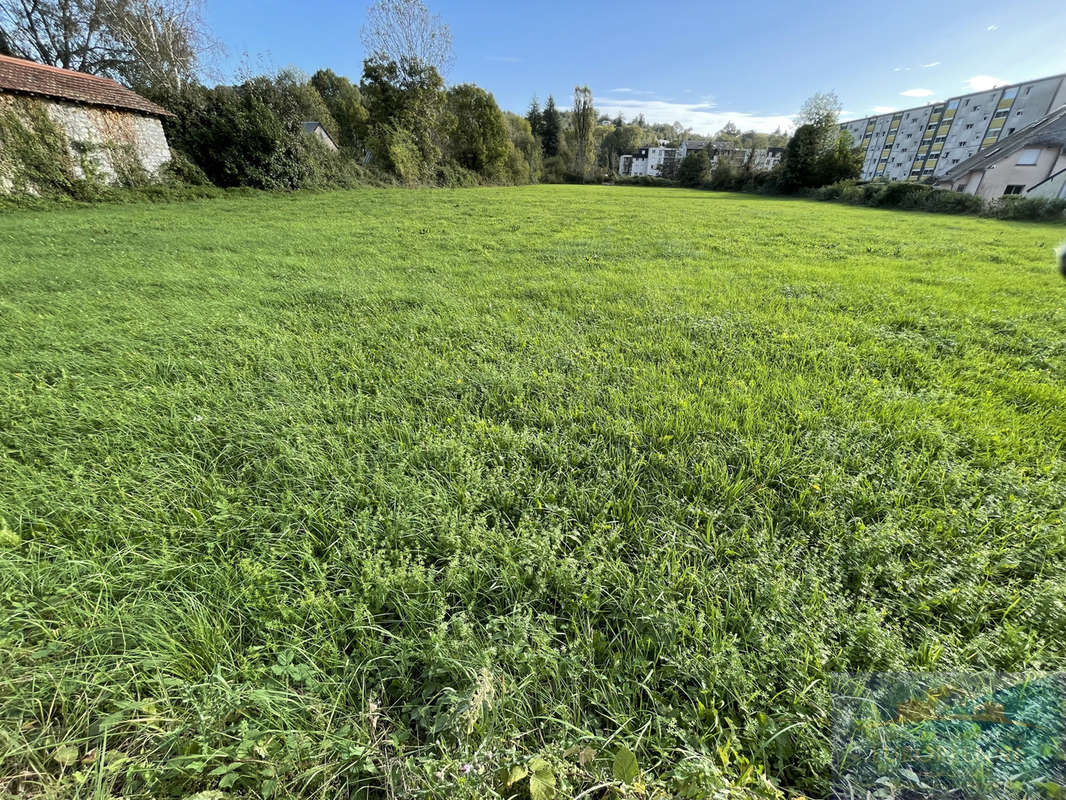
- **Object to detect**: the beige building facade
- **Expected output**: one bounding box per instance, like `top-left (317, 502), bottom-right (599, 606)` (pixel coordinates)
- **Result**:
top-left (934, 106), bottom-right (1066, 200)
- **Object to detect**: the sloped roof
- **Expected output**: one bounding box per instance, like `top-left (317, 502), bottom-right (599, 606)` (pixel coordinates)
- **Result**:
top-left (0, 54), bottom-right (172, 117)
top-left (938, 105), bottom-right (1066, 182)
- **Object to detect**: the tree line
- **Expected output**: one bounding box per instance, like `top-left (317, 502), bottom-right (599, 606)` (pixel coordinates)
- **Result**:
top-left (0, 0), bottom-right (861, 193)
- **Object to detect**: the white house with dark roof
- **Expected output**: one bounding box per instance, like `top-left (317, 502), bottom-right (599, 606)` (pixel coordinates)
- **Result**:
top-left (301, 121), bottom-right (339, 152)
top-left (934, 105), bottom-right (1066, 200)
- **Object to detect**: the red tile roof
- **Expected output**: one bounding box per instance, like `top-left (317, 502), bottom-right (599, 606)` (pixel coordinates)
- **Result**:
top-left (0, 54), bottom-right (172, 117)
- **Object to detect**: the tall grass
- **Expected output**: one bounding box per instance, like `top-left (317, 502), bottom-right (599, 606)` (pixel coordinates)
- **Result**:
top-left (1, 186), bottom-right (1064, 799)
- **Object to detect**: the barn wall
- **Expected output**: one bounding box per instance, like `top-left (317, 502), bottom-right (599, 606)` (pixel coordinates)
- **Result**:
top-left (0, 92), bottom-right (170, 191)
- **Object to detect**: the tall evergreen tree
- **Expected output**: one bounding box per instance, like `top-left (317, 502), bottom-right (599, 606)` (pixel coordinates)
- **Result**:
top-left (526, 96), bottom-right (542, 138)
top-left (541, 95), bottom-right (561, 157)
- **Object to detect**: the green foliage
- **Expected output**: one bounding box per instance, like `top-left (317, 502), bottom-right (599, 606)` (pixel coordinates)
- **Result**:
top-left (360, 56), bottom-right (445, 183)
top-left (810, 179), bottom-right (1063, 219)
top-left (779, 123), bottom-right (861, 191)
top-left (0, 97), bottom-right (79, 195)
top-left (1, 188), bottom-right (1064, 799)
top-left (541, 95), bottom-right (561, 157)
top-left (445, 84), bottom-right (510, 179)
top-left (505, 112), bottom-right (541, 184)
top-left (612, 747), bottom-right (639, 783)
top-left (569, 86), bottom-right (595, 180)
top-left (818, 130), bottom-right (862, 186)
top-left (988, 194), bottom-right (1066, 221)
top-left (310, 68), bottom-right (369, 149)
top-left (526, 96), bottom-right (542, 139)
top-left (152, 73), bottom-right (368, 191)
top-left (677, 150), bottom-right (710, 187)
top-left (599, 122), bottom-right (643, 174)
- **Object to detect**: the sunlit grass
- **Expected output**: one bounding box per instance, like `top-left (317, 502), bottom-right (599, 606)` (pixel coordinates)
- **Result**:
top-left (1, 186), bottom-right (1064, 799)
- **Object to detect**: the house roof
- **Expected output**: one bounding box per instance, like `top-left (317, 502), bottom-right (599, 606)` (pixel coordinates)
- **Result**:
top-left (0, 54), bottom-right (172, 117)
top-left (301, 121), bottom-right (324, 133)
top-left (1027, 165), bottom-right (1066, 194)
top-left (938, 105), bottom-right (1066, 183)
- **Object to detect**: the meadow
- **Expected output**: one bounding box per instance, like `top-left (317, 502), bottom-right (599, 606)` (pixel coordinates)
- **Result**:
top-left (1, 185), bottom-right (1064, 799)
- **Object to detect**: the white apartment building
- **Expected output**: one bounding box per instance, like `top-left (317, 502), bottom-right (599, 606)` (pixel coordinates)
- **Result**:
top-left (840, 73), bottom-right (1066, 182)
top-left (618, 140), bottom-right (784, 178)
top-left (934, 105), bottom-right (1066, 200)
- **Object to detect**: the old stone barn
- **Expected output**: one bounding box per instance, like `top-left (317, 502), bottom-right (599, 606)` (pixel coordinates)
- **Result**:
top-left (0, 54), bottom-right (172, 193)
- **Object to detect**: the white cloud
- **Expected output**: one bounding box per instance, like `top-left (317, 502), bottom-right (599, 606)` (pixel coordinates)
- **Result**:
top-left (872, 105), bottom-right (898, 114)
top-left (595, 96), bottom-right (794, 134)
top-left (921, 61), bottom-right (941, 68)
top-left (964, 74), bottom-right (1008, 91)
top-left (893, 67), bottom-right (902, 72)
top-left (901, 88), bottom-right (934, 97)
top-left (987, 24), bottom-right (999, 31)
top-left (610, 88), bottom-right (654, 95)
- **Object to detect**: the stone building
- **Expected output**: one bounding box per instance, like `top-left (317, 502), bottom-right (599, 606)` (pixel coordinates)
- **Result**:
top-left (0, 54), bottom-right (172, 190)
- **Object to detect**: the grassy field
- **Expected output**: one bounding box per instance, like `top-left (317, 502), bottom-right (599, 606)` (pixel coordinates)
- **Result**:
top-left (1, 186), bottom-right (1064, 799)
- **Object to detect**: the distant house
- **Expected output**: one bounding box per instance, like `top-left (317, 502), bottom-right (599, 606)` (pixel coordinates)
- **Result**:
top-left (934, 105), bottom-right (1066, 200)
top-left (0, 54), bottom-right (172, 190)
top-left (301, 121), bottom-right (339, 152)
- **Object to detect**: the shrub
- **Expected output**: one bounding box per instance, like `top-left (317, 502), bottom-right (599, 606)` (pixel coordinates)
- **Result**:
top-left (0, 97), bottom-right (80, 196)
top-left (677, 151), bottom-right (709, 188)
top-left (612, 175), bottom-right (675, 187)
top-left (987, 195), bottom-right (1066, 222)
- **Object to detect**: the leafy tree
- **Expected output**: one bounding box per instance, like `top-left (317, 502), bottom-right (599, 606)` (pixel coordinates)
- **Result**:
top-left (505, 112), bottom-right (540, 183)
top-left (570, 85), bottom-right (595, 180)
top-left (677, 150), bottom-right (709, 187)
top-left (361, 0), bottom-right (453, 81)
top-left (779, 92), bottom-right (851, 191)
top-left (446, 83), bottom-right (509, 178)
top-left (715, 121), bottom-right (741, 142)
top-left (768, 127), bottom-right (789, 147)
top-left (311, 69), bottom-right (369, 149)
top-left (739, 130), bottom-right (769, 149)
top-left (797, 91), bottom-right (842, 130)
top-left (779, 123), bottom-right (824, 191)
top-left (359, 56), bottom-right (446, 181)
top-left (160, 78), bottom-right (315, 189)
top-left (541, 95), bottom-right (561, 157)
top-left (817, 129), bottom-right (862, 185)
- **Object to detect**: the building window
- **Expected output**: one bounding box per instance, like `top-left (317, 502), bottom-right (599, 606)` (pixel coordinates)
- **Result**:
top-left (1024, 86), bottom-right (1032, 95)
top-left (1016, 149), bottom-right (1041, 165)
top-left (965, 123), bottom-right (974, 129)
top-left (1003, 185), bottom-right (1025, 195)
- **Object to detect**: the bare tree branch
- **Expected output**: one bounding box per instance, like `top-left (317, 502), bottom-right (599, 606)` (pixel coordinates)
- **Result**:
top-left (360, 0), bottom-right (453, 81)
top-left (0, 0), bottom-right (219, 90)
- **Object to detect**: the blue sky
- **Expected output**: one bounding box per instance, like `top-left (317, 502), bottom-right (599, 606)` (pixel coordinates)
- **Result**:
top-left (205, 0), bottom-right (1066, 134)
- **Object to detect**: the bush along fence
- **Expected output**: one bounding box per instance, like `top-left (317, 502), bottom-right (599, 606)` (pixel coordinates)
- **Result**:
top-left (614, 172), bottom-right (1066, 223)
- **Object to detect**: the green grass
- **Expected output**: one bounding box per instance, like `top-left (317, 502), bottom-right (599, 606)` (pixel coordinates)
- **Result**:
top-left (1, 186), bottom-right (1064, 799)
